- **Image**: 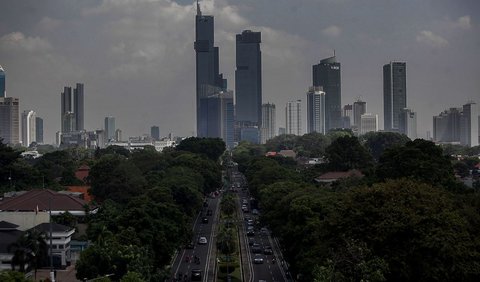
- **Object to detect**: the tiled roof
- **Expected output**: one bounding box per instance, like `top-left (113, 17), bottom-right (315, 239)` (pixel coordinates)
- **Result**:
top-left (0, 189), bottom-right (88, 212)
top-left (0, 220), bottom-right (19, 230)
top-left (31, 222), bottom-right (74, 233)
top-left (315, 170), bottom-right (364, 182)
top-left (66, 186), bottom-right (93, 203)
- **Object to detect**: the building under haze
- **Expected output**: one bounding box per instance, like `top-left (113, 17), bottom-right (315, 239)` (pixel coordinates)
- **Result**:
top-left (235, 30), bottom-right (262, 137)
top-left (306, 87), bottom-right (326, 134)
top-left (115, 129), bottom-right (122, 142)
top-left (399, 108), bottom-right (417, 140)
top-left (286, 100), bottom-right (302, 136)
top-left (342, 104), bottom-right (353, 129)
top-left (433, 107), bottom-right (462, 143)
top-left (459, 102), bottom-right (479, 147)
top-left (261, 103), bottom-right (276, 144)
top-left (199, 91), bottom-right (234, 148)
top-left (21, 110), bottom-right (36, 147)
top-left (0, 65), bottom-right (5, 98)
top-left (313, 56), bottom-right (341, 131)
top-left (104, 116), bottom-right (116, 142)
top-left (61, 83), bottom-right (84, 133)
top-left (36, 117), bottom-right (43, 144)
top-left (194, 2), bottom-right (227, 137)
top-left (383, 62), bottom-right (406, 132)
top-left (0, 97), bottom-right (19, 145)
top-left (151, 126), bottom-right (160, 141)
top-left (360, 113), bottom-right (378, 135)
top-left (353, 100), bottom-right (367, 129)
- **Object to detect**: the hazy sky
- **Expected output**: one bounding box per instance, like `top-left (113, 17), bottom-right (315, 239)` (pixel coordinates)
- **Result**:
top-left (0, 0), bottom-right (479, 143)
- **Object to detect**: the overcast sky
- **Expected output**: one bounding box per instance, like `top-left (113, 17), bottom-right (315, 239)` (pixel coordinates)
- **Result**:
top-left (0, 0), bottom-right (479, 143)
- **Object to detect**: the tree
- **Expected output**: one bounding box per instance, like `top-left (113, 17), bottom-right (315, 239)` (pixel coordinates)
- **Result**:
top-left (360, 132), bottom-right (410, 161)
top-left (325, 136), bottom-right (374, 171)
top-left (376, 139), bottom-right (455, 187)
top-left (8, 229), bottom-right (48, 275)
top-left (0, 270), bottom-right (32, 282)
top-left (176, 137), bottom-right (225, 161)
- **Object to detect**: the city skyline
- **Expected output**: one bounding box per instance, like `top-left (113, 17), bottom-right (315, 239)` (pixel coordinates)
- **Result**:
top-left (0, 0), bottom-right (479, 143)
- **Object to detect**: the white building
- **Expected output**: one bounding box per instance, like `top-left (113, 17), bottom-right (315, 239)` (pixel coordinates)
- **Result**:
top-left (399, 108), bottom-right (417, 140)
top-left (306, 87), bottom-right (326, 134)
top-left (286, 100), bottom-right (302, 136)
top-left (21, 110), bottom-right (36, 147)
top-left (360, 113), bottom-right (378, 135)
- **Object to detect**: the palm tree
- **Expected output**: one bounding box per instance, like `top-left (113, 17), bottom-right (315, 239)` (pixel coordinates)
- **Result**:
top-left (8, 228), bottom-right (48, 278)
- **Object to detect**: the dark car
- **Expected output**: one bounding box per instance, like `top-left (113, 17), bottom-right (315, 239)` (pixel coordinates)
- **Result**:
top-left (202, 217), bottom-right (208, 224)
top-left (252, 243), bottom-right (262, 253)
top-left (248, 238), bottom-right (255, 246)
top-left (263, 247), bottom-right (273, 255)
top-left (247, 230), bottom-right (255, 237)
top-left (191, 269), bottom-right (202, 281)
top-left (186, 241), bottom-right (194, 249)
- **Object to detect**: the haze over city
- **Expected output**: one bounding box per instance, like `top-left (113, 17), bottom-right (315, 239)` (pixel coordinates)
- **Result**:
top-left (0, 0), bottom-right (479, 143)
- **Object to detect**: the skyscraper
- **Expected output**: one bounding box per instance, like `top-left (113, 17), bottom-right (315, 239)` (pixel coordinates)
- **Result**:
top-left (74, 83), bottom-right (84, 131)
top-left (383, 61), bottom-right (406, 131)
top-left (313, 56), bottom-right (341, 131)
top-left (460, 102), bottom-right (479, 147)
top-left (261, 103), bottom-right (276, 144)
top-left (199, 91), bottom-right (234, 147)
top-left (36, 117), bottom-right (44, 144)
top-left (399, 108), bottom-right (417, 140)
top-left (286, 100), bottom-right (302, 136)
top-left (353, 100), bottom-right (367, 128)
top-left (433, 108), bottom-right (462, 143)
top-left (104, 117), bottom-right (116, 142)
top-left (306, 87), bottom-right (326, 134)
top-left (0, 65), bottom-right (5, 98)
top-left (194, 2), bottom-right (226, 137)
top-left (342, 104), bottom-right (353, 128)
top-left (360, 113), bottom-right (378, 135)
top-left (151, 126), bottom-right (160, 141)
top-left (0, 97), bottom-right (19, 145)
top-left (21, 110), bottom-right (36, 147)
top-left (235, 30), bottom-right (262, 127)
top-left (61, 86), bottom-right (73, 133)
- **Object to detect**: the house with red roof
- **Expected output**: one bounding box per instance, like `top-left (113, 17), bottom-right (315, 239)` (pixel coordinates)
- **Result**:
top-left (315, 169), bottom-right (364, 183)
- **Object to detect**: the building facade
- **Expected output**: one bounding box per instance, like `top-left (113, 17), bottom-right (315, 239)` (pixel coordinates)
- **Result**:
top-left (199, 91), bottom-right (234, 148)
top-left (104, 116), bottom-right (116, 142)
top-left (433, 108), bottom-right (462, 143)
top-left (261, 103), bottom-right (276, 144)
top-left (353, 100), bottom-right (367, 128)
top-left (0, 97), bottom-right (19, 145)
top-left (151, 126), bottom-right (160, 141)
top-left (360, 113), bottom-right (378, 135)
top-left (306, 87), bottom-right (326, 134)
top-left (342, 104), bottom-right (353, 129)
top-left (383, 61), bottom-right (406, 131)
top-left (313, 56), bottom-right (341, 131)
top-left (460, 102), bottom-right (479, 147)
top-left (286, 100), bottom-right (302, 136)
top-left (35, 117), bottom-right (43, 144)
top-left (0, 65), bottom-right (5, 98)
top-left (73, 83), bottom-right (84, 131)
top-left (21, 110), bottom-right (36, 147)
top-left (399, 108), bottom-right (417, 140)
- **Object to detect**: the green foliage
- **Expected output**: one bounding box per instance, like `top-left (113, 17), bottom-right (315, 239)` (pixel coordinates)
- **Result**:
top-left (377, 139), bottom-right (456, 187)
top-left (8, 228), bottom-right (48, 273)
top-left (325, 136), bottom-right (374, 171)
top-left (94, 145), bottom-right (130, 158)
top-left (176, 137), bottom-right (225, 161)
top-left (121, 271), bottom-right (146, 282)
top-left (53, 211), bottom-right (77, 229)
top-left (231, 141), bottom-right (265, 172)
top-left (220, 194), bottom-right (236, 216)
top-left (360, 131), bottom-right (410, 161)
top-left (217, 227), bottom-right (236, 255)
top-left (172, 152), bottom-right (221, 194)
top-left (0, 270), bottom-right (32, 282)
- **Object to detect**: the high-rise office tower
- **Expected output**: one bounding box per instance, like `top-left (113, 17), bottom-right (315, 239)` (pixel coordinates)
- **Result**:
top-left (235, 30), bottom-right (262, 127)
top-left (36, 117), bottom-right (44, 144)
top-left (342, 104), bottom-right (353, 128)
top-left (433, 108), bottom-right (462, 143)
top-left (74, 83), bottom-right (84, 131)
top-left (194, 2), bottom-right (226, 137)
top-left (399, 108), bottom-right (417, 140)
top-left (199, 91), bottom-right (234, 147)
top-left (460, 102), bottom-right (478, 147)
top-left (0, 65), bottom-right (5, 98)
top-left (104, 116), bottom-right (116, 142)
top-left (360, 113), bottom-right (378, 135)
top-left (61, 86), bottom-right (73, 133)
top-left (353, 100), bottom-right (367, 128)
top-left (0, 97), bottom-right (19, 145)
top-left (306, 87), bottom-right (326, 134)
top-left (151, 126), bottom-right (160, 141)
top-left (313, 56), bottom-right (341, 131)
top-left (383, 61), bottom-right (406, 131)
top-left (115, 129), bottom-right (122, 142)
top-left (261, 103), bottom-right (276, 144)
top-left (21, 110), bottom-right (36, 147)
top-left (286, 100), bottom-right (302, 136)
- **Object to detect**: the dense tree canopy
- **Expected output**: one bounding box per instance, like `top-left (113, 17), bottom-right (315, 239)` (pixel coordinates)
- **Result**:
top-left (360, 131), bottom-right (410, 160)
top-left (175, 137), bottom-right (225, 161)
top-left (325, 136), bottom-right (374, 171)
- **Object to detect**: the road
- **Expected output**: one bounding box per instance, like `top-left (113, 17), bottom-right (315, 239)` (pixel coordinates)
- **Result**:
top-left (170, 195), bottom-right (221, 282)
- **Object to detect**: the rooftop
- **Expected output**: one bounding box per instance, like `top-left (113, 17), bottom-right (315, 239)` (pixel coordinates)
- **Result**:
top-left (0, 189), bottom-right (89, 212)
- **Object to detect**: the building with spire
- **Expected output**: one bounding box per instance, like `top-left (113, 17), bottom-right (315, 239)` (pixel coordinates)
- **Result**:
top-left (194, 1), bottom-right (227, 138)
top-left (313, 56), bottom-right (341, 131)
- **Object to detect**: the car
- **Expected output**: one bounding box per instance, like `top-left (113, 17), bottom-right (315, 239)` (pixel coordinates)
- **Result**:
top-left (242, 199), bottom-right (248, 204)
top-left (247, 225), bottom-right (254, 231)
top-left (252, 209), bottom-right (259, 215)
top-left (191, 269), bottom-right (202, 281)
top-left (263, 247), bottom-right (273, 255)
top-left (253, 254), bottom-right (264, 264)
top-left (260, 227), bottom-right (269, 236)
top-left (248, 238), bottom-right (255, 246)
top-left (246, 230), bottom-right (255, 237)
top-left (243, 208), bottom-right (249, 213)
top-left (186, 241), bottom-right (195, 249)
top-left (202, 217), bottom-right (208, 224)
top-left (198, 237), bottom-right (207, 245)
top-left (252, 243), bottom-right (262, 253)
top-left (247, 219), bottom-right (254, 225)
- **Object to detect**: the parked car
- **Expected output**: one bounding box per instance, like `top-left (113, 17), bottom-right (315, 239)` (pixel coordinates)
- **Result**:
top-left (198, 237), bottom-right (207, 244)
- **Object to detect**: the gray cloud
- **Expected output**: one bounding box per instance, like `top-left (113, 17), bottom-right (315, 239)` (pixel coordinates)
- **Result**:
top-left (416, 30), bottom-right (449, 48)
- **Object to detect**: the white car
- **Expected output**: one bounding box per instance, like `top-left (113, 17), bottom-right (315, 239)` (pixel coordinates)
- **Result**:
top-left (253, 254), bottom-right (264, 264)
top-left (198, 236), bottom-right (207, 245)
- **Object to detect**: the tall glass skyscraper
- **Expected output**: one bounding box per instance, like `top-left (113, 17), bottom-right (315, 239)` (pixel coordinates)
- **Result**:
top-left (104, 116), bottom-right (116, 142)
top-left (235, 30), bottom-right (262, 126)
top-left (383, 61), bottom-right (406, 131)
top-left (313, 56), bottom-right (341, 131)
top-left (0, 65), bottom-right (5, 98)
top-left (194, 2), bottom-right (226, 137)
top-left (261, 103), bottom-right (276, 144)
top-left (0, 97), bottom-right (19, 145)
top-left (286, 100), bottom-right (302, 136)
top-left (151, 126), bottom-right (160, 141)
top-left (306, 86), bottom-right (326, 134)
top-left (21, 110), bottom-right (36, 147)
top-left (74, 83), bottom-right (84, 131)
top-left (36, 117), bottom-right (44, 144)
top-left (61, 83), bottom-right (84, 133)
